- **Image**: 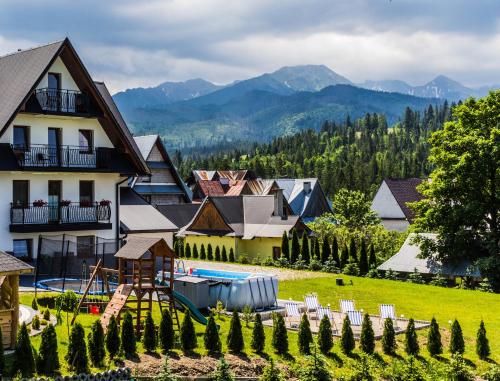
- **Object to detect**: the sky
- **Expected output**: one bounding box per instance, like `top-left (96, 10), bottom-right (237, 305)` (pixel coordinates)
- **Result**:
top-left (1, 0), bottom-right (499, 93)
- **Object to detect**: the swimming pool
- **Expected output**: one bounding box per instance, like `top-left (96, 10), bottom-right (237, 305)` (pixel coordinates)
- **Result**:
top-left (35, 278), bottom-right (118, 295)
top-left (189, 268), bottom-right (253, 280)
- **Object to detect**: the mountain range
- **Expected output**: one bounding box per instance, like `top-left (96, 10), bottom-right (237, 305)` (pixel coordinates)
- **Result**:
top-left (113, 65), bottom-right (497, 149)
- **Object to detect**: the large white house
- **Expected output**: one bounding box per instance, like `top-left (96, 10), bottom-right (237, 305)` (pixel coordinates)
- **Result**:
top-left (0, 38), bottom-right (149, 262)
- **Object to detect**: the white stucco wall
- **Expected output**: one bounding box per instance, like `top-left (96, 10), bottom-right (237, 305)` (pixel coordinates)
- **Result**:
top-left (36, 57), bottom-right (80, 92)
top-left (371, 181), bottom-right (406, 219)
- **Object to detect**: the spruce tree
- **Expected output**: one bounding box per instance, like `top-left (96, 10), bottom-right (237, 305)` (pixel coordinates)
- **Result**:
top-left (272, 314), bottom-right (288, 355)
top-left (340, 244), bottom-right (349, 269)
top-left (381, 318), bottom-right (396, 355)
top-left (159, 309), bottom-right (175, 353)
top-left (405, 318), bottom-right (419, 355)
top-left (185, 243), bottom-right (191, 259)
top-left (143, 311), bottom-right (158, 352)
top-left (88, 319), bottom-right (105, 366)
top-left (358, 239), bottom-right (369, 275)
top-left (215, 246), bottom-right (221, 261)
top-left (0, 326), bottom-right (3, 376)
top-left (106, 315), bottom-right (120, 359)
top-left (13, 323), bottom-right (35, 378)
top-left (173, 241), bottom-right (179, 257)
top-left (291, 229), bottom-right (300, 264)
top-left (229, 248), bottom-right (235, 262)
top-left (180, 310), bottom-right (197, 354)
top-left (321, 236), bottom-right (330, 263)
top-left (317, 314), bottom-right (333, 355)
top-left (121, 312), bottom-right (137, 356)
top-left (193, 243), bottom-right (199, 259)
top-left (281, 231), bottom-right (290, 261)
top-left (314, 237), bottom-right (321, 260)
top-left (38, 324), bottom-right (60, 375)
top-left (360, 313), bottom-right (375, 354)
top-left (427, 317), bottom-right (442, 356)
top-left (449, 319), bottom-right (465, 354)
top-left (222, 246), bottom-right (228, 262)
top-left (200, 244), bottom-right (206, 260)
top-left (260, 359), bottom-right (283, 381)
top-left (207, 243), bottom-right (214, 261)
top-left (227, 311), bottom-right (244, 353)
top-left (301, 233), bottom-right (310, 263)
top-left (340, 315), bottom-right (355, 355)
top-left (349, 237), bottom-right (357, 263)
top-left (66, 322), bottom-right (88, 374)
top-left (476, 320), bottom-right (490, 359)
top-left (251, 313), bottom-right (265, 353)
top-left (297, 313), bottom-right (313, 355)
top-left (179, 242), bottom-right (184, 258)
top-left (212, 357), bottom-right (234, 381)
top-left (368, 244), bottom-right (377, 269)
top-left (204, 313), bottom-right (222, 355)
top-left (332, 236), bottom-right (340, 266)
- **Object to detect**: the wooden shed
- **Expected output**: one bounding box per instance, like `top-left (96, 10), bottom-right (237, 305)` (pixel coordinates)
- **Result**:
top-left (0, 251), bottom-right (33, 349)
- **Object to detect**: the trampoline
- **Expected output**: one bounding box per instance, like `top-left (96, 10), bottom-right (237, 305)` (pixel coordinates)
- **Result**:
top-left (35, 278), bottom-right (118, 295)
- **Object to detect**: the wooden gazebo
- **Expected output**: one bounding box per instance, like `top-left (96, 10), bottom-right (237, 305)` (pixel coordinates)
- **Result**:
top-left (0, 251), bottom-right (33, 348)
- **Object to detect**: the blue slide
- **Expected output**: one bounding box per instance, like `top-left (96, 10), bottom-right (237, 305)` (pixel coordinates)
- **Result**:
top-left (172, 290), bottom-right (208, 325)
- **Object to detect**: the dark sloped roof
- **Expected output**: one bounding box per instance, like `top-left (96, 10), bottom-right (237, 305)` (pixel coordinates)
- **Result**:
top-left (196, 180), bottom-right (225, 198)
top-left (133, 135), bottom-right (158, 160)
top-left (385, 178), bottom-right (425, 222)
top-left (156, 204), bottom-right (200, 229)
top-left (0, 251), bottom-right (34, 274)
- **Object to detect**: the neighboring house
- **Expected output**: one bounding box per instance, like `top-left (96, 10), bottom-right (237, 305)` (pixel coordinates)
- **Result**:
top-left (178, 193), bottom-right (308, 261)
top-left (371, 178), bottom-right (425, 231)
top-left (0, 38), bottom-right (149, 261)
top-left (187, 169), bottom-right (257, 189)
top-left (378, 233), bottom-right (480, 278)
top-left (132, 134), bottom-right (191, 205)
top-left (192, 180), bottom-right (225, 201)
top-left (156, 203), bottom-right (200, 230)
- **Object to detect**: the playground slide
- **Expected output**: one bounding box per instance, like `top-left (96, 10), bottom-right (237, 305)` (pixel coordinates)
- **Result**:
top-left (172, 290), bottom-right (208, 325)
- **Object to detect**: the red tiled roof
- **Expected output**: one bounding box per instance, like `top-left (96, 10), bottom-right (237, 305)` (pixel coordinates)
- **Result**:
top-left (385, 178), bottom-right (425, 222)
top-left (197, 180), bottom-right (225, 198)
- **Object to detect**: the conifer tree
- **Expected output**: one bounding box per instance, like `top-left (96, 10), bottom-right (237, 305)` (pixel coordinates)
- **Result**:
top-left (215, 246), bottom-right (221, 261)
top-left (0, 326), bottom-right (3, 376)
top-left (159, 309), bottom-right (175, 353)
top-left (427, 317), bottom-right (442, 356)
top-left (227, 312), bottom-right (244, 353)
top-left (222, 246), bottom-right (228, 262)
top-left (173, 241), bottom-right (179, 257)
top-left (298, 313), bottom-right (313, 354)
top-left (476, 320), bottom-right (490, 359)
top-left (381, 318), bottom-right (396, 355)
top-left (281, 231), bottom-right (290, 261)
top-left (340, 244), bottom-right (349, 269)
top-left (88, 319), bottom-right (105, 366)
top-left (143, 311), bottom-right (158, 352)
top-left (229, 248), bottom-right (235, 262)
top-left (251, 313), bottom-right (265, 353)
top-left (368, 244), bottom-right (377, 269)
top-left (121, 312), bottom-right (136, 356)
top-left (180, 310), bottom-right (197, 354)
top-left (317, 314), bottom-right (333, 355)
top-left (200, 244), bottom-right (206, 260)
top-left (193, 243), bottom-right (199, 259)
top-left (332, 236), bottom-right (340, 266)
top-left (349, 237), bottom-right (357, 263)
top-left (179, 242), bottom-right (184, 258)
top-left (449, 319), bottom-right (465, 354)
top-left (38, 324), bottom-right (60, 375)
top-left (106, 315), bottom-right (120, 359)
top-left (212, 357), bottom-right (234, 381)
top-left (185, 243), bottom-right (192, 258)
top-left (66, 322), bottom-right (88, 374)
top-left (204, 313), bottom-right (222, 355)
top-left (358, 239), bottom-right (369, 275)
top-left (260, 359), bottom-right (283, 381)
top-left (13, 323), bottom-right (35, 378)
top-left (321, 236), bottom-right (330, 263)
top-left (360, 313), bottom-right (375, 354)
top-left (314, 237), bottom-right (320, 260)
top-left (207, 243), bottom-right (214, 260)
top-left (291, 229), bottom-right (300, 264)
top-left (340, 316), bottom-right (355, 355)
top-left (301, 233), bottom-right (310, 263)
top-left (272, 314), bottom-right (288, 355)
top-left (405, 318), bottom-right (419, 355)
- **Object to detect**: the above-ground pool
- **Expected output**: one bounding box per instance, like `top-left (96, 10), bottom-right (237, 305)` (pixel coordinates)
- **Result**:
top-left (35, 278), bottom-right (118, 295)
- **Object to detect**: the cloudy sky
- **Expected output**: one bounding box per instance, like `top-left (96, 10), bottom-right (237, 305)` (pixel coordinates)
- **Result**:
top-left (1, 0), bottom-right (499, 93)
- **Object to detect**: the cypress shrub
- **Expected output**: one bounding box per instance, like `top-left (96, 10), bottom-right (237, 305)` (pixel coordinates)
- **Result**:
top-left (381, 318), bottom-right (397, 355)
top-left (185, 243), bottom-right (191, 258)
top-left (222, 246), bottom-right (228, 262)
top-left (314, 237), bottom-right (320, 260)
top-left (405, 318), bottom-right (419, 355)
top-left (360, 313), bottom-right (375, 354)
top-left (321, 236), bottom-right (330, 263)
top-left (193, 244), bottom-right (198, 259)
top-left (32, 298), bottom-right (38, 310)
top-left (298, 313), bottom-right (313, 354)
top-left (13, 323), bottom-right (35, 378)
top-left (200, 244), bottom-right (206, 260)
top-left (43, 308), bottom-right (50, 321)
top-left (159, 309), bottom-right (175, 352)
top-left (449, 319), bottom-right (465, 354)
top-left (229, 248), bottom-right (235, 262)
top-left (215, 246), bottom-right (221, 261)
top-left (212, 357), bottom-right (234, 381)
top-left (106, 315), bottom-right (120, 359)
top-left (207, 244), bottom-right (214, 261)
top-left (301, 233), bottom-right (310, 263)
top-left (155, 356), bottom-right (177, 381)
top-left (0, 326), bottom-right (3, 376)
top-left (281, 231), bottom-right (290, 261)
top-left (204, 313), bottom-right (222, 355)
top-left (368, 244), bottom-right (377, 269)
top-left (291, 229), bottom-right (300, 264)
top-left (427, 317), bottom-right (442, 356)
top-left (251, 313), bottom-right (265, 353)
top-left (272, 314), bottom-right (288, 355)
top-left (179, 242), bottom-right (184, 258)
top-left (121, 312), bottom-right (137, 356)
top-left (349, 237), bottom-right (357, 263)
top-left (173, 241), bottom-right (179, 257)
top-left (358, 239), bottom-right (369, 275)
top-left (260, 359), bottom-right (283, 381)
top-left (38, 324), bottom-right (60, 375)
top-left (143, 311), bottom-right (158, 352)
top-left (317, 314), bottom-right (333, 354)
top-left (180, 310), bottom-right (197, 353)
top-left (332, 236), bottom-right (340, 266)
top-left (340, 315), bottom-right (355, 355)
top-left (88, 319), bottom-right (105, 366)
top-left (227, 311), bottom-right (244, 353)
top-left (66, 322), bottom-right (88, 374)
top-left (340, 244), bottom-right (349, 269)
top-left (476, 320), bottom-right (490, 359)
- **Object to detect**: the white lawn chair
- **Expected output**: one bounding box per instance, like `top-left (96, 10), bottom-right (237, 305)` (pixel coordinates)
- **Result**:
top-left (304, 294), bottom-right (320, 319)
top-left (340, 299), bottom-right (356, 314)
top-left (317, 305), bottom-right (339, 333)
top-left (347, 310), bottom-right (363, 326)
top-left (285, 302), bottom-right (301, 327)
top-left (380, 304), bottom-right (398, 328)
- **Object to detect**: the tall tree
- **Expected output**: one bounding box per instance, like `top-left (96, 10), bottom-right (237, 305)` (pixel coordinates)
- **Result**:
top-left (381, 318), bottom-right (396, 355)
top-left (301, 233), bottom-right (310, 263)
top-left (121, 312), bottom-right (136, 356)
top-left (88, 319), bottom-right (105, 366)
top-left (66, 322), bottom-right (88, 374)
top-left (427, 317), bottom-right (442, 357)
top-left (340, 316), bottom-right (355, 355)
top-left (313, 237), bottom-right (321, 260)
top-left (358, 238), bottom-right (369, 275)
top-left (291, 229), bottom-right (300, 264)
top-left (298, 313), bottom-right (313, 355)
top-left (321, 236), bottom-right (330, 263)
top-left (476, 320), bottom-right (490, 359)
top-left (332, 189), bottom-right (380, 230)
top-left (368, 243), bottom-right (377, 269)
top-left (281, 231), bottom-right (290, 261)
top-left (349, 237), bottom-right (357, 264)
top-left (331, 236), bottom-right (340, 266)
top-left (227, 312), bottom-right (244, 353)
top-left (106, 315), bottom-right (120, 359)
top-left (405, 318), bottom-right (419, 355)
top-left (449, 319), bottom-right (465, 354)
top-left (204, 313), bottom-right (222, 355)
top-left (159, 309), bottom-right (175, 353)
top-left (251, 313), bottom-right (266, 353)
top-left (38, 325), bottom-right (60, 375)
top-left (340, 244), bottom-right (349, 269)
top-left (360, 313), bottom-right (375, 354)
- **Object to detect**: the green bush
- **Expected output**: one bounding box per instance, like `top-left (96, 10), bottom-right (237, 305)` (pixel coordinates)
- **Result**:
top-left (317, 314), bottom-right (333, 355)
top-left (385, 268), bottom-right (398, 280)
top-left (343, 263), bottom-right (359, 276)
top-left (143, 311), bottom-right (158, 352)
top-left (281, 231), bottom-right (290, 261)
top-left (13, 322), bottom-right (35, 378)
top-left (242, 305), bottom-right (253, 327)
top-left (259, 359), bottom-right (283, 381)
top-left (180, 310), bottom-right (197, 354)
top-left (227, 311), bottom-right (244, 353)
top-left (36, 296), bottom-right (57, 309)
top-left (212, 357), bottom-right (234, 381)
top-left (427, 317), bottom-right (442, 356)
top-left (308, 257), bottom-right (323, 271)
top-left (298, 348), bottom-right (331, 381)
top-left (37, 324), bottom-right (60, 375)
top-left (301, 234), bottom-right (310, 263)
top-left (66, 322), bottom-right (88, 374)
top-left (207, 243), bottom-right (213, 261)
top-left (320, 236), bottom-right (330, 263)
top-left (360, 313), bottom-right (375, 354)
top-left (239, 255), bottom-right (249, 264)
top-left (215, 246), bottom-right (221, 261)
top-left (121, 312), bottom-right (137, 356)
top-left (386, 356), bottom-right (426, 381)
top-left (32, 298), bottom-right (38, 310)
top-left (298, 313), bottom-right (313, 355)
top-left (200, 244), bottom-right (206, 260)
top-left (204, 313), bottom-right (222, 355)
top-left (366, 268), bottom-right (379, 278)
top-left (291, 229), bottom-right (300, 264)
top-left (272, 313), bottom-right (288, 355)
top-left (331, 236), bottom-right (340, 267)
top-left (159, 309), bottom-right (175, 353)
top-left (229, 248), bottom-right (235, 262)
top-left (193, 244), bottom-right (199, 259)
top-left (340, 315), bottom-right (355, 355)
top-left (483, 365), bottom-right (500, 381)
top-left (251, 313), bottom-right (265, 353)
top-left (430, 274), bottom-right (448, 287)
top-left (185, 243), bottom-right (192, 259)
top-left (407, 268), bottom-right (425, 284)
top-left (405, 318), bottom-right (419, 355)
top-left (476, 320), bottom-right (490, 359)
top-left (348, 355), bottom-right (373, 381)
top-left (106, 315), bottom-right (120, 359)
top-left (449, 319), bottom-right (465, 354)
top-left (32, 314), bottom-right (41, 330)
top-left (446, 354), bottom-right (474, 381)
top-left (381, 318), bottom-right (396, 355)
top-left (221, 246), bottom-right (228, 262)
top-left (88, 319), bottom-right (106, 366)
top-left (43, 308), bottom-right (51, 321)
top-left (349, 237), bottom-right (357, 263)
top-left (368, 243), bottom-right (377, 269)
top-left (477, 277), bottom-right (494, 293)
top-left (154, 356), bottom-right (178, 381)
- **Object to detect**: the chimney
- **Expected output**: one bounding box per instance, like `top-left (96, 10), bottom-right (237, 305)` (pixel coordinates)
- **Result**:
top-left (273, 188), bottom-right (286, 219)
top-left (303, 181), bottom-right (311, 194)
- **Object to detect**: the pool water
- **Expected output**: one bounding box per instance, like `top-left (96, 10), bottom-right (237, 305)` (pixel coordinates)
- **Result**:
top-left (190, 268), bottom-right (253, 280)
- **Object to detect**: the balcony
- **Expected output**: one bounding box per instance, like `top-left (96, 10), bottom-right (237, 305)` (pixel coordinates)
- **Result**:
top-left (10, 202), bottom-right (112, 233)
top-left (23, 88), bottom-right (100, 117)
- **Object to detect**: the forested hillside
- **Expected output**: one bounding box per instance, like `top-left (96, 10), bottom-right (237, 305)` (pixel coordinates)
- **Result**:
top-left (176, 102), bottom-right (453, 196)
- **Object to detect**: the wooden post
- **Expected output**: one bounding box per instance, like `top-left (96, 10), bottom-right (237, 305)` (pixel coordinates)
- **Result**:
top-left (11, 274), bottom-right (19, 348)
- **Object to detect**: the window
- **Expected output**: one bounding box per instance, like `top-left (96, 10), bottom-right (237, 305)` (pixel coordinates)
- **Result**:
top-left (272, 246), bottom-right (281, 261)
top-left (48, 73), bottom-right (60, 90)
top-left (13, 126), bottom-right (29, 150)
top-left (77, 236), bottom-right (95, 258)
top-left (13, 239), bottom-right (32, 261)
top-left (79, 181), bottom-right (94, 206)
top-left (79, 130), bottom-right (93, 153)
top-left (12, 180), bottom-right (29, 207)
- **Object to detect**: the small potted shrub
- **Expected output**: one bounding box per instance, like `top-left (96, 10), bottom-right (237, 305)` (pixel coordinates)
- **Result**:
top-left (33, 199), bottom-right (47, 207)
top-left (80, 199), bottom-right (93, 207)
top-left (99, 199), bottom-right (111, 207)
top-left (60, 200), bottom-right (71, 207)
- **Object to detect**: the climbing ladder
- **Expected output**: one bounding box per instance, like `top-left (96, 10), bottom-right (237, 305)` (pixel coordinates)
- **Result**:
top-left (156, 287), bottom-right (180, 332)
top-left (100, 284), bottom-right (133, 331)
